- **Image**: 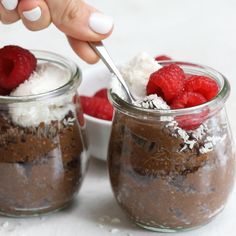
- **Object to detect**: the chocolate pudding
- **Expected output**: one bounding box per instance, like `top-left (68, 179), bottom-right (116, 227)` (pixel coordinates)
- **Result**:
top-left (108, 111), bottom-right (235, 231)
top-left (0, 111), bottom-right (86, 216)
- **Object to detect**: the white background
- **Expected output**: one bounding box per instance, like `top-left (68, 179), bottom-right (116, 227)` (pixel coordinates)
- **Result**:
top-left (0, 0), bottom-right (236, 235)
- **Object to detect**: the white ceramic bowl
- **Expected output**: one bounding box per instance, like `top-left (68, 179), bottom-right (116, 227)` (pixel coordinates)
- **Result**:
top-left (78, 65), bottom-right (112, 161)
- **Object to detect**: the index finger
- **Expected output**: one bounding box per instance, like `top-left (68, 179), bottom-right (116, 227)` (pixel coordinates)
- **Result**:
top-left (0, 0), bottom-right (20, 24)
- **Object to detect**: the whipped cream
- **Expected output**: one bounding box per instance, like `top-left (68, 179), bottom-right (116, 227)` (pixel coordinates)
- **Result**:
top-left (10, 63), bottom-right (70, 96)
top-left (9, 62), bottom-right (74, 127)
top-left (111, 52), bottom-right (170, 111)
top-left (120, 52), bottom-right (162, 99)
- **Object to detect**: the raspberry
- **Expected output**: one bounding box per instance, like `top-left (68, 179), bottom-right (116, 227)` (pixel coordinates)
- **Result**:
top-left (0, 87), bottom-right (10, 96)
top-left (175, 110), bottom-right (208, 131)
top-left (94, 88), bottom-right (108, 100)
top-left (184, 75), bottom-right (219, 100)
top-left (0, 45), bottom-right (37, 90)
top-left (185, 73), bottom-right (193, 80)
top-left (171, 92), bottom-right (208, 130)
top-left (146, 64), bottom-right (185, 103)
top-left (155, 55), bottom-right (172, 61)
top-left (80, 96), bottom-right (113, 121)
top-left (171, 92), bottom-right (207, 109)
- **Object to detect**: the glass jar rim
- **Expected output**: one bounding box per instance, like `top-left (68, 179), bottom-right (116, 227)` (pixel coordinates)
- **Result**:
top-left (109, 61), bottom-right (230, 117)
top-left (0, 50), bottom-right (82, 104)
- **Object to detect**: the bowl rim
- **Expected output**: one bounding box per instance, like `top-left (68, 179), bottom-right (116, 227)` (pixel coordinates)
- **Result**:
top-left (84, 113), bottom-right (112, 126)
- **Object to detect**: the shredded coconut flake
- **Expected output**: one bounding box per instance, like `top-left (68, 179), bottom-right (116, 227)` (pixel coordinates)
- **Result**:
top-left (167, 120), bottom-right (225, 154)
top-left (134, 94), bottom-right (170, 110)
top-left (199, 142), bottom-right (214, 154)
top-left (63, 117), bottom-right (76, 126)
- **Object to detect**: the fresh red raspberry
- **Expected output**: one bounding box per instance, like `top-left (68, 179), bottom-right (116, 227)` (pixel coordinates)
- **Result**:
top-left (155, 55), bottom-right (172, 61)
top-left (175, 110), bottom-right (208, 131)
top-left (184, 75), bottom-right (219, 101)
top-left (80, 96), bottom-right (113, 121)
top-left (171, 92), bottom-right (208, 130)
top-left (0, 87), bottom-right (10, 96)
top-left (0, 45), bottom-right (37, 90)
top-left (171, 92), bottom-right (207, 109)
top-left (146, 64), bottom-right (185, 103)
top-left (185, 73), bottom-right (193, 80)
top-left (94, 88), bottom-right (108, 100)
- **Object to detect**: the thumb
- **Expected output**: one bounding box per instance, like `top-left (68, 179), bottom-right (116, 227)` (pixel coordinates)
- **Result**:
top-left (45, 0), bottom-right (114, 41)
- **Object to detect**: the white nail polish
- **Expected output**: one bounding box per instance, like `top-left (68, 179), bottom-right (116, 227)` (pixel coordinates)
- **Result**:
top-left (1, 0), bottom-right (18, 11)
top-left (22, 6), bottom-right (41, 22)
top-left (89, 12), bottom-right (114, 35)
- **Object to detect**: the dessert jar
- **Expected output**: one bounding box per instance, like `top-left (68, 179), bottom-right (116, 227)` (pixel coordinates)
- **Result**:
top-left (108, 62), bottom-right (235, 232)
top-left (0, 50), bottom-right (88, 216)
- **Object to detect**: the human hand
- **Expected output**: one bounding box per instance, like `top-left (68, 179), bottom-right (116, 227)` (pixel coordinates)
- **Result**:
top-left (0, 0), bottom-right (114, 63)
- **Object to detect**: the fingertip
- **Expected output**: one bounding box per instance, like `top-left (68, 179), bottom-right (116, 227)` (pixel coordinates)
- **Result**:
top-left (22, 6), bottom-right (41, 22)
top-left (1, 0), bottom-right (18, 11)
top-left (88, 12), bottom-right (114, 36)
top-left (0, 3), bottom-right (20, 24)
top-left (67, 37), bottom-right (100, 64)
top-left (47, 0), bottom-right (113, 43)
top-left (18, 0), bottom-right (51, 31)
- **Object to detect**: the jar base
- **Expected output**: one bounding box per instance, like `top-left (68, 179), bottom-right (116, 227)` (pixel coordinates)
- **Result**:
top-left (135, 222), bottom-right (200, 233)
top-left (134, 209), bottom-right (224, 233)
top-left (0, 200), bottom-right (74, 218)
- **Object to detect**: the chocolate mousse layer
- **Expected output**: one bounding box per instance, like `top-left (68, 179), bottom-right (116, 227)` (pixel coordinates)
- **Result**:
top-left (0, 112), bottom-right (86, 216)
top-left (108, 112), bottom-right (235, 230)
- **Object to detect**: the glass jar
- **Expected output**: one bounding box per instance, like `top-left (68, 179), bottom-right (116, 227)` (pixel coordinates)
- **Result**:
top-left (0, 50), bottom-right (88, 216)
top-left (108, 62), bottom-right (235, 232)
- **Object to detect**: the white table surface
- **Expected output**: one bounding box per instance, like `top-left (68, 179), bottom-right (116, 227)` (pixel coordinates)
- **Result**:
top-left (1, 0), bottom-right (236, 235)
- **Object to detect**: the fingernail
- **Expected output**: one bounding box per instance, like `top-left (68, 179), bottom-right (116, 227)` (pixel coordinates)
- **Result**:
top-left (22, 6), bottom-right (41, 22)
top-left (89, 12), bottom-right (114, 35)
top-left (1, 0), bottom-right (18, 11)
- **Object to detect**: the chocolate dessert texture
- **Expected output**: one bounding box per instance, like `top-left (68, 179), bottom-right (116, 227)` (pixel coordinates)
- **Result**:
top-left (108, 111), bottom-right (235, 229)
top-left (0, 111), bottom-right (86, 215)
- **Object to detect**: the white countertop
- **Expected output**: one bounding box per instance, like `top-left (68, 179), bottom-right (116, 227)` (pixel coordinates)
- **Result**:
top-left (1, 0), bottom-right (236, 235)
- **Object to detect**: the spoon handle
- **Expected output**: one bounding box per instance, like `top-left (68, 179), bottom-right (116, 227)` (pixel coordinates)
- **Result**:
top-left (88, 41), bottom-right (135, 102)
top-left (88, 42), bottom-right (119, 75)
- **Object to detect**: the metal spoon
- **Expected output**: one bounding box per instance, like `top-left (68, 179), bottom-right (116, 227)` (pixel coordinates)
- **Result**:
top-left (89, 41), bottom-right (136, 103)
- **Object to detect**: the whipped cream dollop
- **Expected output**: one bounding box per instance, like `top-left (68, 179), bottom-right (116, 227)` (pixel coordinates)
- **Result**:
top-left (120, 52), bottom-right (162, 99)
top-left (111, 52), bottom-right (167, 109)
top-left (9, 62), bottom-right (74, 127)
top-left (11, 63), bottom-right (70, 96)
